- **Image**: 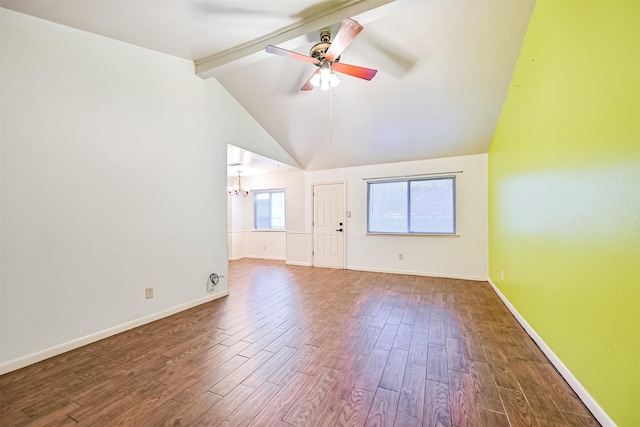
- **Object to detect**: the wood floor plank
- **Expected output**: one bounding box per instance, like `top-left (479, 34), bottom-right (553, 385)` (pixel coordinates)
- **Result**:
top-left (17, 401), bottom-right (80, 427)
top-left (241, 345), bottom-right (297, 389)
top-left (448, 369), bottom-right (479, 427)
top-left (209, 350), bottom-right (274, 396)
top-left (397, 362), bottom-right (426, 420)
top-left (364, 387), bottom-right (399, 427)
top-left (282, 367), bottom-right (340, 426)
top-left (426, 344), bottom-right (447, 383)
top-left (0, 407), bottom-right (29, 426)
top-left (336, 387), bottom-right (376, 427)
top-left (351, 326), bottom-right (383, 356)
top-left (134, 398), bottom-right (185, 426)
top-left (561, 409), bottom-right (600, 427)
top-left (172, 354), bottom-right (248, 405)
top-left (379, 348), bottom-right (409, 392)
top-left (499, 386), bottom-right (540, 427)
top-left (69, 378), bottom-right (167, 425)
top-left (392, 323), bottom-right (414, 351)
top-left (519, 386), bottom-right (566, 426)
top-left (238, 327), bottom-right (287, 358)
top-left (0, 260), bottom-right (600, 427)
top-left (218, 381), bottom-right (282, 427)
top-left (429, 321), bottom-right (446, 345)
top-left (393, 413), bottom-right (421, 427)
top-left (332, 352), bottom-right (370, 402)
top-left (304, 387), bottom-right (347, 427)
top-left (407, 332), bottom-right (429, 366)
top-left (248, 371), bottom-right (314, 426)
top-left (267, 344), bottom-right (317, 387)
top-left (479, 408), bottom-right (511, 427)
top-left (263, 325), bottom-right (307, 353)
top-left (370, 308), bottom-right (392, 329)
top-left (154, 339), bottom-right (250, 387)
top-left (190, 384), bottom-right (256, 426)
top-left (445, 337), bottom-right (469, 373)
top-left (297, 339), bottom-right (345, 376)
top-left (424, 380), bottom-right (451, 427)
top-left (160, 391), bottom-right (222, 426)
top-left (355, 348), bottom-right (390, 392)
top-left (376, 324), bottom-right (400, 351)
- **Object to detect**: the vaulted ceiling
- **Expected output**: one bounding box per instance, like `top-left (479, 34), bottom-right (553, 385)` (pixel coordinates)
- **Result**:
top-left (1, 0), bottom-right (536, 173)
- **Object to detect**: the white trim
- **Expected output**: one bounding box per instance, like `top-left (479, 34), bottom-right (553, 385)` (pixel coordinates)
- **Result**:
top-left (0, 290), bottom-right (229, 375)
top-left (244, 255), bottom-right (286, 261)
top-left (487, 278), bottom-right (616, 427)
top-left (347, 266), bottom-right (486, 282)
top-left (285, 261), bottom-right (313, 267)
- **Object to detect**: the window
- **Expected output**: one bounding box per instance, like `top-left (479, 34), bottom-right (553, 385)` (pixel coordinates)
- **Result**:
top-left (254, 190), bottom-right (285, 230)
top-left (367, 177), bottom-right (455, 234)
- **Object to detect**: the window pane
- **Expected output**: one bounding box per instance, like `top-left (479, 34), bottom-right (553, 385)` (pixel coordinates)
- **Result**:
top-left (254, 190), bottom-right (286, 230)
top-left (367, 177), bottom-right (456, 234)
top-left (270, 192), bottom-right (285, 228)
top-left (410, 178), bottom-right (455, 233)
top-left (368, 181), bottom-right (408, 232)
top-left (254, 193), bottom-right (270, 229)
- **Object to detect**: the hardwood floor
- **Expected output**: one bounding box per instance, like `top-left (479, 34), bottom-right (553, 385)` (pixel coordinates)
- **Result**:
top-left (0, 259), bottom-right (599, 426)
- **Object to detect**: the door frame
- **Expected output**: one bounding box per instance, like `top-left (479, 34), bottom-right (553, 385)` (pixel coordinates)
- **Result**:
top-left (312, 181), bottom-right (346, 269)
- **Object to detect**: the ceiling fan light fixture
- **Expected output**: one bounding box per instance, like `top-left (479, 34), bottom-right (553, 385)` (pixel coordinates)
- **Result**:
top-left (313, 67), bottom-right (340, 90)
top-left (309, 72), bottom-right (321, 88)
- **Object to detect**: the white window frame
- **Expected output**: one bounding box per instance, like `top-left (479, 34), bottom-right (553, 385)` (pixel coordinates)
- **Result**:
top-left (253, 189), bottom-right (286, 230)
top-left (367, 176), bottom-right (456, 235)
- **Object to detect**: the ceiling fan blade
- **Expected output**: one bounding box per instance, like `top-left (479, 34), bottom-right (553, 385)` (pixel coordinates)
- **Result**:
top-left (265, 45), bottom-right (320, 64)
top-left (325, 18), bottom-right (363, 62)
top-left (300, 70), bottom-right (320, 91)
top-left (331, 62), bottom-right (378, 81)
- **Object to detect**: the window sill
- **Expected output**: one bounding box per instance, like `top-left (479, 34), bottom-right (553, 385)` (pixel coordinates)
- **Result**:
top-left (252, 229), bottom-right (287, 232)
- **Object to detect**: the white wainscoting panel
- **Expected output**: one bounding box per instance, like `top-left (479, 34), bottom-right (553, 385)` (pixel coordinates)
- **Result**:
top-left (286, 232), bottom-right (312, 266)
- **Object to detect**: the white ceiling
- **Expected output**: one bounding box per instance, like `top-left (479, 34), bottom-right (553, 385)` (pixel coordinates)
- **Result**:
top-left (227, 144), bottom-right (301, 177)
top-left (1, 0), bottom-right (536, 174)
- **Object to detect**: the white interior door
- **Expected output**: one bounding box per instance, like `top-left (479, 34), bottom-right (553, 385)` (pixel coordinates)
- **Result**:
top-left (313, 183), bottom-right (345, 269)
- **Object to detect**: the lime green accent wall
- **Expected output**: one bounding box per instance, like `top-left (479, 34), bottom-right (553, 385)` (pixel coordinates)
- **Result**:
top-left (489, 1), bottom-right (639, 426)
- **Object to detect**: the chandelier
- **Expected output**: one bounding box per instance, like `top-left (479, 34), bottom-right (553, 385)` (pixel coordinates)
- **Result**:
top-left (228, 171), bottom-right (249, 197)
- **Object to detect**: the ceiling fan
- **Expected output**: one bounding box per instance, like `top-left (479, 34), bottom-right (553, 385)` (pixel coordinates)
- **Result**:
top-left (265, 18), bottom-right (378, 91)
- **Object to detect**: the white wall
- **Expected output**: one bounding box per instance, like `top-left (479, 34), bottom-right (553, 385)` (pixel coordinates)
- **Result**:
top-left (0, 9), bottom-right (265, 371)
top-left (310, 154), bottom-right (488, 280)
top-left (227, 170), bottom-right (309, 263)
top-left (227, 154), bottom-right (488, 279)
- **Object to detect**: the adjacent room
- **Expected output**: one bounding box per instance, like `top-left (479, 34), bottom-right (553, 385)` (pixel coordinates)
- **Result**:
top-left (1, 1), bottom-right (637, 426)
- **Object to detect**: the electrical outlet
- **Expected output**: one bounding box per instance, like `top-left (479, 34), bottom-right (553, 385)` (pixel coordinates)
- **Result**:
top-left (145, 287), bottom-right (154, 299)
top-left (399, 253), bottom-right (404, 261)
top-left (501, 271), bottom-right (505, 280)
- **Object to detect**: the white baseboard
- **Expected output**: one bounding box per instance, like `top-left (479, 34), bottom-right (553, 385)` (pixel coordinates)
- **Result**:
top-left (0, 290), bottom-right (229, 375)
top-left (487, 278), bottom-right (615, 427)
top-left (285, 261), bottom-right (312, 267)
top-left (244, 255), bottom-right (286, 261)
top-left (347, 265), bottom-right (487, 282)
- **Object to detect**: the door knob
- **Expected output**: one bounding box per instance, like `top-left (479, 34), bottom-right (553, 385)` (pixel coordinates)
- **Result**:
top-left (336, 228), bottom-right (343, 232)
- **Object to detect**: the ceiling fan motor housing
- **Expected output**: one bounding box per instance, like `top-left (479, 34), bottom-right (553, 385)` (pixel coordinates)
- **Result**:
top-left (309, 29), bottom-right (339, 63)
